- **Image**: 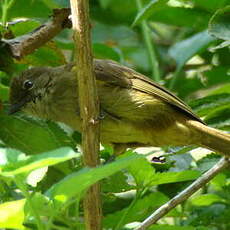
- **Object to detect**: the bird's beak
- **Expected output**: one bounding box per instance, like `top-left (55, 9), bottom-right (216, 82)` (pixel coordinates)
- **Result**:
top-left (8, 97), bottom-right (29, 115)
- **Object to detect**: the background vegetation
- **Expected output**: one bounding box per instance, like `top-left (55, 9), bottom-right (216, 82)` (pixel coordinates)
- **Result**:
top-left (0, 0), bottom-right (229, 229)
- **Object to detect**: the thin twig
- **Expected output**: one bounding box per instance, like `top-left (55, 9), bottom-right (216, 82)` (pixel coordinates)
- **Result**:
top-left (135, 157), bottom-right (229, 230)
top-left (69, 1), bottom-right (102, 230)
top-left (3, 8), bottom-right (71, 59)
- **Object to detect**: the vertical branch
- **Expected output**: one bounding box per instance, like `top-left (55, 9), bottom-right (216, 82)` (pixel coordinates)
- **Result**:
top-left (69, 1), bottom-right (102, 230)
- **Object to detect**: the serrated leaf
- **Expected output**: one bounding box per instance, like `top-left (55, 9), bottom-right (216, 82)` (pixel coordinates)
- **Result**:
top-left (128, 154), bottom-right (155, 188)
top-left (104, 192), bottom-right (169, 228)
top-left (0, 112), bottom-right (75, 154)
top-left (196, 154), bottom-right (220, 173)
top-left (46, 153), bottom-right (142, 205)
top-left (132, 0), bottom-right (169, 26)
top-left (0, 147), bottom-right (78, 176)
top-left (204, 104), bottom-right (230, 129)
top-left (169, 30), bottom-right (215, 69)
top-left (102, 171), bottom-right (133, 193)
top-left (190, 93), bottom-right (230, 117)
top-left (209, 6), bottom-right (230, 41)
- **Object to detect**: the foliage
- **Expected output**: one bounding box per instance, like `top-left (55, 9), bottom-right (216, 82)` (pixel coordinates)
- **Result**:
top-left (0, 0), bottom-right (229, 229)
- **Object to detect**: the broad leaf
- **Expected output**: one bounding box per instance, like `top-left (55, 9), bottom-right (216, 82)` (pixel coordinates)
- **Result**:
top-left (169, 30), bottom-right (215, 69)
top-left (150, 170), bottom-right (200, 186)
top-left (0, 112), bottom-right (75, 154)
top-left (190, 194), bottom-right (225, 206)
top-left (0, 199), bottom-right (25, 229)
top-left (132, 0), bottom-right (169, 26)
top-left (0, 147), bottom-right (78, 176)
top-left (46, 153), bottom-right (142, 205)
top-left (104, 192), bottom-right (169, 229)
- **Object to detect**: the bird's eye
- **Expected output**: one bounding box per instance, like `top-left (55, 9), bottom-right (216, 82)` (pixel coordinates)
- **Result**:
top-left (23, 80), bottom-right (34, 90)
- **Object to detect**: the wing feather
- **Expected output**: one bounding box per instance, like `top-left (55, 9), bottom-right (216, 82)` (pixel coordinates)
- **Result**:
top-left (94, 59), bottom-right (204, 124)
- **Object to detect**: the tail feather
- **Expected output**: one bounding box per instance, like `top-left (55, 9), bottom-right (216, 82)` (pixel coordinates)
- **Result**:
top-left (188, 120), bottom-right (230, 155)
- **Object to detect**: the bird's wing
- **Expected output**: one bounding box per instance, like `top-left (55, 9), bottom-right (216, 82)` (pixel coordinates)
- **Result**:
top-left (94, 59), bottom-right (204, 124)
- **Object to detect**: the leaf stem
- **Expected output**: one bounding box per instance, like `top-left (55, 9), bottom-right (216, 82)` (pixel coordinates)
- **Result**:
top-left (1, 0), bottom-right (15, 26)
top-left (135, 0), bottom-right (161, 82)
top-left (115, 192), bottom-right (140, 230)
top-left (169, 67), bottom-right (181, 90)
top-left (14, 175), bottom-right (45, 230)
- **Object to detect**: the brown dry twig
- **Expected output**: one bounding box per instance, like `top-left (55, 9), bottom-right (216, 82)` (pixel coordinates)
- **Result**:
top-left (135, 157), bottom-right (230, 230)
top-left (3, 8), bottom-right (71, 59)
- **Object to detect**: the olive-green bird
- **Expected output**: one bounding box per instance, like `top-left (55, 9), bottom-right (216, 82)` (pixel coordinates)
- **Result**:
top-left (9, 59), bottom-right (230, 155)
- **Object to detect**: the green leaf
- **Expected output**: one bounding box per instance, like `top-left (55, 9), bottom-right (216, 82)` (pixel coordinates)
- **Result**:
top-left (8, 0), bottom-right (51, 19)
top-left (148, 6), bottom-right (211, 30)
top-left (0, 112), bottom-right (75, 154)
top-left (92, 22), bottom-right (139, 47)
top-left (149, 225), bottom-right (195, 230)
top-left (132, 0), bottom-right (169, 26)
top-left (102, 171), bottom-right (133, 193)
top-left (9, 19), bottom-right (41, 36)
top-left (150, 170), bottom-right (201, 186)
top-left (24, 42), bottom-right (66, 67)
top-left (104, 192), bottom-right (169, 228)
top-left (24, 193), bottom-right (53, 216)
top-left (41, 0), bottom-right (60, 8)
top-left (128, 155), bottom-right (155, 188)
top-left (196, 154), bottom-right (220, 173)
top-left (99, 0), bottom-right (113, 9)
top-left (46, 153), bottom-right (143, 205)
top-left (209, 6), bottom-right (230, 41)
top-left (190, 194), bottom-right (225, 206)
top-left (93, 43), bottom-right (121, 61)
top-left (193, 0), bottom-right (229, 13)
top-left (169, 30), bottom-right (216, 69)
top-left (190, 93), bottom-right (230, 117)
top-left (0, 84), bottom-right (9, 101)
top-left (173, 67), bottom-right (230, 98)
top-left (0, 199), bottom-right (25, 229)
top-left (0, 147), bottom-right (78, 176)
top-left (204, 104), bottom-right (230, 129)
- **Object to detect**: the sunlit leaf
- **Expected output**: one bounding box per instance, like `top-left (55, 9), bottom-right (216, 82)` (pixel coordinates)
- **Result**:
top-left (0, 147), bottom-right (78, 176)
top-left (190, 194), bottom-right (225, 206)
top-left (0, 199), bottom-right (25, 229)
top-left (150, 170), bottom-right (200, 186)
top-left (46, 153), bottom-right (142, 205)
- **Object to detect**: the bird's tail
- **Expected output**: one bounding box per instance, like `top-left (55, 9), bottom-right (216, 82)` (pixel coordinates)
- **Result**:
top-left (187, 120), bottom-right (230, 155)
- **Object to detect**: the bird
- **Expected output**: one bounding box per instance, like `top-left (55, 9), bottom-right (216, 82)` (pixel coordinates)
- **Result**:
top-left (9, 59), bottom-right (230, 156)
